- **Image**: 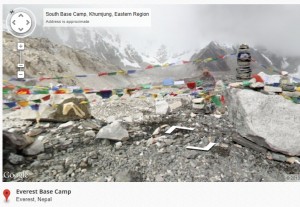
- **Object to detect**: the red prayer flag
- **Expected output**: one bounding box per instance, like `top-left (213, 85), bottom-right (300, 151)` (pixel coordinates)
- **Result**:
top-left (98, 72), bottom-right (108, 76)
top-left (42, 95), bottom-right (51, 101)
top-left (187, 82), bottom-right (196, 89)
top-left (252, 74), bottom-right (264, 83)
top-left (16, 88), bottom-right (30, 94)
top-left (220, 95), bottom-right (225, 104)
top-left (145, 65), bottom-right (154, 69)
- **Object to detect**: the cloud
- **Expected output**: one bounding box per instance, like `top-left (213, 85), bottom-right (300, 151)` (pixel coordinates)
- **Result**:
top-left (114, 5), bottom-right (300, 56)
top-left (3, 4), bottom-right (300, 56)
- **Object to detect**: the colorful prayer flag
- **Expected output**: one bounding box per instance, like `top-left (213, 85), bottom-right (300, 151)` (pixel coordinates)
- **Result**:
top-left (16, 88), bottom-right (30, 95)
top-left (18, 100), bottom-right (29, 107)
top-left (30, 104), bottom-right (40, 111)
top-left (42, 95), bottom-right (51, 101)
top-left (4, 102), bottom-right (17, 108)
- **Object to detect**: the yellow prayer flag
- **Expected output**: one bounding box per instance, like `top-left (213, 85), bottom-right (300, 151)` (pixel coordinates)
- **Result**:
top-left (117, 70), bottom-right (126, 75)
top-left (18, 100), bottom-right (29, 107)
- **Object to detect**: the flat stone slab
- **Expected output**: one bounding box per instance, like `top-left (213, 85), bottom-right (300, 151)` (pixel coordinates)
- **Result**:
top-left (225, 88), bottom-right (300, 156)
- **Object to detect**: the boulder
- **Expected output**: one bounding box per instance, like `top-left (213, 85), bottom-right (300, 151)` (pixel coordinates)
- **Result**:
top-left (168, 101), bottom-right (182, 111)
top-left (23, 139), bottom-right (44, 156)
top-left (25, 128), bottom-right (45, 137)
top-left (3, 131), bottom-right (34, 163)
top-left (225, 88), bottom-right (300, 156)
top-left (7, 94), bottom-right (91, 122)
top-left (96, 121), bottom-right (129, 141)
top-left (8, 153), bottom-right (25, 165)
top-left (3, 131), bottom-right (34, 150)
top-left (155, 100), bottom-right (169, 115)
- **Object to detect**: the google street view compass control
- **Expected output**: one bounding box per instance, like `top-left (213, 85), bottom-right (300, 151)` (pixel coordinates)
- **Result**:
top-left (6, 8), bottom-right (36, 38)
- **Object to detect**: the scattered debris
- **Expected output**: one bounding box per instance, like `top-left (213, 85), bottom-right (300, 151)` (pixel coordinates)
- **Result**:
top-left (96, 121), bottom-right (129, 141)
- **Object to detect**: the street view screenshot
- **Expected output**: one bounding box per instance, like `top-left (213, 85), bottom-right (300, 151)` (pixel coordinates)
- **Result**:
top-left (1, 1), bottom-right (300, 207)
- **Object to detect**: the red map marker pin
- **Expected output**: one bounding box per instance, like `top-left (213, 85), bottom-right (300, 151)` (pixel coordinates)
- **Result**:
top-left (3, 189), bottom-right (10, 202)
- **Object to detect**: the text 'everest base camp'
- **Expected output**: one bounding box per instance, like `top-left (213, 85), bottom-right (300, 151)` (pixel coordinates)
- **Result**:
top-left (3, 21), bottom-right (300, 181)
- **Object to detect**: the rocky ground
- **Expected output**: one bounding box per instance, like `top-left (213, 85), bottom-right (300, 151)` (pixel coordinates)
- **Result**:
top-left (3, 89), bottom-right (300, 182)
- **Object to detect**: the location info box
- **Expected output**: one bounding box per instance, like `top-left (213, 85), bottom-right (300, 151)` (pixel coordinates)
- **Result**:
top-left (43, 8), bottom-right (151, 27)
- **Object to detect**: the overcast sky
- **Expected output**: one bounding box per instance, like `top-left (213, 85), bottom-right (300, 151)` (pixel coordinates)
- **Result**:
top-left (4, 4), bottom-right (300, 56)
top-left (113, 5), bottom-right (300, 56)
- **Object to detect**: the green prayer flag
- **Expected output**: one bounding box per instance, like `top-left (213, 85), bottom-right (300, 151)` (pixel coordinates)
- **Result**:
top-left (211, 95), bottom-right (222, 107)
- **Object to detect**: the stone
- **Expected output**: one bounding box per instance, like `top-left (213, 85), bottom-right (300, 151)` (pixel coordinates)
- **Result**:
top-left (190, 112), bottom-right (197, 118)
top-left (84, 130), bottom-right (96, 137)
top-left (26, 128), bottom-right (45, 137)
top-left (64, 157), bottom-right (73, 167)
top-left (106, 116), bottom-right (116, 123)
top-left (8, 128), bottom-right (20, 133)
top-left (42, 123), bottom-right (51, 128)
top-left (282, 91), bottom-right (300, 98)
top-left (81, 120), bottom-right (101, 130)
top-left (219, 143), bottom-right (229, 149)
top-left (37, 153), bottom-right (52, 160)
top-left (250, 82), bottom-right (264, 89)
top-left (146, 137), bottom-right (155, 146)
top-left (214, 80), bottom-right (225, 94)
top-left (115, 170), bottom-right (143, 182)
top-left (155, 175), bottom-right (164, 182)
top-left (183, 151), bottom-right (199, 159)
top-left (123, 116), bottom-right (133, 123)
top-left (23, 139), bottom-right (44, 155)
top-left (213, 113), bottom-right (222, 119)
top-left (226, 88), bottom-right (300, 156)
top-left (155, 136), bottom-right (167, 141)
top-left (79, 161), bottom-right (88, 168)
top-left (271, 153), bottom-right (287, 162)
top-left (169, 101), bottom-right (182, 111)
top-left (264, 86), bottom-right (282, 93)
top-left (7, 94), bottom-right (91, 122)
top-left (96, 121), bottom-right (129, 141)
top-left (115, 142), bottom-right (122, 149)
top-left (232, 136), bottom-right (267, 153)
top-left (229, 82), bottom-right (242, 88)
top-left (155, 100), bottom-right (169, 115)
top-left (8, 153), bottom-right (25, 165)
top-left (164, 139), bottom-right (174, 146)
top-left (192, 98), bottom-right (205, 104)
top-left (192, 103), bottom-right (205, 109)
top-left (152, 127), bottom-right (161, 136)
top-left (58, 121), bottom-right (75, 129)
top-left (3, 131), bottom-right (34, 150)
top-left (286, 157), bottom-right (297, 164)
top-left (204, 103), bottom-right (215, 114)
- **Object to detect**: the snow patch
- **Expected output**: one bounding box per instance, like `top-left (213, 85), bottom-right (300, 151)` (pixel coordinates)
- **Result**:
top-left (281, 57), bottom-right (289, 69)
top-left (262, 54), bottom-right (273, 65)
top-left (121, 58), bottom-right (140, 68)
